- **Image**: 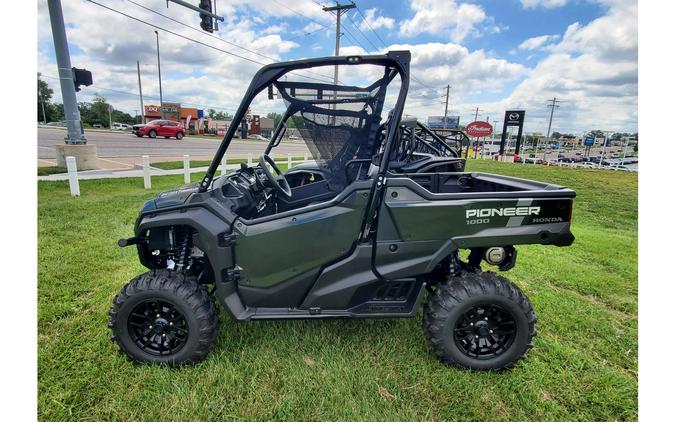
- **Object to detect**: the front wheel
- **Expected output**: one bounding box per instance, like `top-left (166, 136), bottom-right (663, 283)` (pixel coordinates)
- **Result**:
top-left (108, 270), bottom-right (218, 365)
top-left (148, 130), bottom-right (157, 138)
top-left (423, 271), bottom-right (536, 371)
top-left (176, 132), bottom-right (184, 140)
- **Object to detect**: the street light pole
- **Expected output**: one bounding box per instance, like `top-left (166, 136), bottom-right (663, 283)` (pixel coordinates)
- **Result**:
top-left (155, 30), bottom-right (164, 119)
top-left (47, 0), bottom-right (86, 143)
top-left (137, 60), bottom-right (145, 123)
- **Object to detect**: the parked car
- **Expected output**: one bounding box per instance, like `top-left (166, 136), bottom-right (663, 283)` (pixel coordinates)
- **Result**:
top-left (112, 123), bottom-right (132, 131)
top-left (250, 134), bottom-right (269, 141)
top-left (92, 123), bottom-right (103, 128)
top-left (45, 121), bottom-right (66, 127)
top-left (132, 120), bottom-right (185, 139)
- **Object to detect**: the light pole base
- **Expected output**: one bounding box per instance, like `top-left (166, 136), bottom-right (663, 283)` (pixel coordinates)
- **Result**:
top-left (56, 144), bottom-right (98, 170)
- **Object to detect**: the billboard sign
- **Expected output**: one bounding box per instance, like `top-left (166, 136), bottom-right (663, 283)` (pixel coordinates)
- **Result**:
top-left (584, 136), bottom-right (595, 146)
top-left (428, 115), bottom-right (460, 128)
top-left (466, 121), bottom-right (493, 138)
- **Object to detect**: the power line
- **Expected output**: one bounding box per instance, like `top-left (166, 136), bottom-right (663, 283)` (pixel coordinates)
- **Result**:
top-left (355, 6), bottom-right (387, 48)
top-left (83, 0), bottom-right (333, 84)
top-left (125, 0), bottom-right (335, 82)
top-left (345, 11), bottom-right (379, 52)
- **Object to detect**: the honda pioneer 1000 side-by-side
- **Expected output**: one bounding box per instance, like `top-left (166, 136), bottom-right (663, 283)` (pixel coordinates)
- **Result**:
top-left (111, 51), bottom-right (575, 370)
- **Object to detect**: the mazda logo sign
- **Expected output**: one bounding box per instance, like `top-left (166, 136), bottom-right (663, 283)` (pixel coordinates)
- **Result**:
top-left (509, 113), bottom-right (520, 120)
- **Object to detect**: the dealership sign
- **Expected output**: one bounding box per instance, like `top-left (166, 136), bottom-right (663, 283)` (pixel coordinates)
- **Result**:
top-left (466, 121), bottom-right (493, 137)
top-left (584, 136), bottom-right (595, 146)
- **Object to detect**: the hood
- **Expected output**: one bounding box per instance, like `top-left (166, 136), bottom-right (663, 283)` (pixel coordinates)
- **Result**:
top-left (140, 183), bottom-right (200, 212)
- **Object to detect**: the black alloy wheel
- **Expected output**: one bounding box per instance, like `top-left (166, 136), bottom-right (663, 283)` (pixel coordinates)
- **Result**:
top-left (452, 303), bottom-right (516, 359)
top-left (127, 299), bottom-right (189, 356)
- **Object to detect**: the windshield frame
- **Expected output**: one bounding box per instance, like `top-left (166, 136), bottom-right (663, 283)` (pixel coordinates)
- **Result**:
top-left (198, 51), bottom-right (411, 193)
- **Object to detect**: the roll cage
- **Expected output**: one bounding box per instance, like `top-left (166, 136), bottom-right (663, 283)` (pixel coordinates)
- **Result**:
top-left (198, 51), bottom-right (411, 193)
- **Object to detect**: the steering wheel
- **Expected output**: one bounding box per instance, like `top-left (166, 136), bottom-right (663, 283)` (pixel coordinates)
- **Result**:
top-left (258, 154), bottom-right (292, 199)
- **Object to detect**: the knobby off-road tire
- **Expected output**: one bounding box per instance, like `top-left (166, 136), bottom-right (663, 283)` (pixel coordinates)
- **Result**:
top-left (423, 271), bottom-right (536, 371)
top-left (109, 270), bottom-right (218, 366)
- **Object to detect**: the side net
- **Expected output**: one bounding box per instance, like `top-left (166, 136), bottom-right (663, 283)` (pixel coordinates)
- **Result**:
top-left (274, 68), bottom-right (396, 189)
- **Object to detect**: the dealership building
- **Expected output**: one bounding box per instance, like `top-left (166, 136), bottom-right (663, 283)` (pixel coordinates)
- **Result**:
top-left (143, 103), bottom-right (204, 132)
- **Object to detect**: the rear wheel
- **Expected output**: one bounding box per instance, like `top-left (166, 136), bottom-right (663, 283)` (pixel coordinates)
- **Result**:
top-left (109, 270), bottom-right (218, 365)
top-left (423, 271), bottom-right (536, 371)
top-left (149, 130), bottom-right (157, 138)
top-left (176, 132), bottom-right (184, 140)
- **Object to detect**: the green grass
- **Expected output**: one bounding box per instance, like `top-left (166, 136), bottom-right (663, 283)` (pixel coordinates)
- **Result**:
top-left (38, 160), bottom-right (637, 421)
top-left (38, 166), bottom-right (67, 176)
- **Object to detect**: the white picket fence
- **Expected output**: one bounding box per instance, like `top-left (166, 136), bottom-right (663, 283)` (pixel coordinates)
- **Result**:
top-left (59, 154), bottom-right (314, 197)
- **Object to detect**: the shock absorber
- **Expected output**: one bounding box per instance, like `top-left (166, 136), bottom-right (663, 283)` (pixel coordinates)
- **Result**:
top-left (175, 227), bottom-right (193, 271)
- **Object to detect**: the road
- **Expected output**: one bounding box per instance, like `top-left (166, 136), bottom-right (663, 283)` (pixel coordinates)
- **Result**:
top-left (38, 127), bottom-right (311, 165)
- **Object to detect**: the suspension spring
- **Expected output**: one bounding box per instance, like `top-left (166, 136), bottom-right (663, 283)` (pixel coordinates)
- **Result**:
top-left (175, 227), bottom-right (192, 271)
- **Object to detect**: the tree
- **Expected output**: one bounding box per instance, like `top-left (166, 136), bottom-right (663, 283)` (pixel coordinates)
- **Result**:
top-left (38, 73), bottom-right (54, 123)
top-left (206, 108), bottom-right (232, 120)
top-left (266, 112), bottom-right (283, 128)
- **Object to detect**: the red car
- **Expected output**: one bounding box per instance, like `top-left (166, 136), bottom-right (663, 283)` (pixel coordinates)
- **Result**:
top-left (132, 120), bottom-right (185, 139)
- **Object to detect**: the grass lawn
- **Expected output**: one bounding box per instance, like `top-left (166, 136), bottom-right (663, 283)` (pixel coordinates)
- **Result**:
top-left (38, 160), bottom-right (637, 421)
top-left (38, 166), bottom-right (67, 176)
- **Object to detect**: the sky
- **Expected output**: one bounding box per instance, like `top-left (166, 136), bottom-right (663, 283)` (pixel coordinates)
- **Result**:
top-left (37, 0), bottom-right (638, 135)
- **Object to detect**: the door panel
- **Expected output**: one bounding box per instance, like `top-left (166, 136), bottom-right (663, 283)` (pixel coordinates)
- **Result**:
top-left (233, 188), bottom-right (370, 288)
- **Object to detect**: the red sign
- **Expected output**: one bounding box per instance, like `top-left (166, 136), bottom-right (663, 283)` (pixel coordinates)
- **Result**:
top-left (466, 121), bottom-right (493, 138)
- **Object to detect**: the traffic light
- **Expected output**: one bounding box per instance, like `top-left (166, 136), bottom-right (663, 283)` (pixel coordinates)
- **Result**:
top-left (199, 0), bottom-right (213, 33)
top-left (72, 67), bottom-right (93, 92)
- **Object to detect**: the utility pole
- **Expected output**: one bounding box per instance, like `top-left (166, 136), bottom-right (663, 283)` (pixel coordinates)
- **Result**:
top-left (155, 31), bottom-right (164, 119)
top-left (444, 84), bottom-right (450, 118)
top-left (544, 97), bottom-right (561, 161)
top-left (473, 107), bottom-right (482, 121)
top-left (47, 0), bottom-right (86, 143)
top-left (323, 2), bottom-right (356, 89)
top-left (136, 60), bottom-right (144, 123)
top-left (108, 104), bottom-right (113, 129)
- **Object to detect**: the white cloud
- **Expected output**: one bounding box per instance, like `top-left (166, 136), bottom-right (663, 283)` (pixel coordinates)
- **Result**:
top-left (359, 8), bottom-right (395, 31)
top-left (518, 34), bottom-right (559, 50)
top-left (496, 0), bottom-right (638, 132)
top-left (399, 0), bottom-right (487, 43)
top-left (520, 0), bottom-right (567, 9)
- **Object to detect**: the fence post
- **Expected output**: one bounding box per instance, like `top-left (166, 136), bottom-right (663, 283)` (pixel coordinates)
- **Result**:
top-left (65, 156), bottom-right (80, 197)
top-left (183, 154), bottom-right (190, 184)
top-left (220, 154), bottom-right (227, 176)
top-left (287, 153), bottom-right (292, 170)
top-left (248, 153), bottom-right (252, 166)
top-left (142, 155), bottom-right (151, 189)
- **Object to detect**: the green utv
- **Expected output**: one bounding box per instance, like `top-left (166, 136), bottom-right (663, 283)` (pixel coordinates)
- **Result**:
top-left (111, 51), bottom-right (575, 370)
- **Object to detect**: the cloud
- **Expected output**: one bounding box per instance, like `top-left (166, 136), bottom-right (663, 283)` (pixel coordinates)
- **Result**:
top-left (520, 0), bottom-right (567, 9)
top-left (37, 0), bottom-right (308, 114)
top-left (518, 34), bottom-right (560, 50)
top-left (359, 8), bottom-right (395, 30)
top-left (495, 0), bottom-right (638, 132)
top-left (399, 0), bottom-right (487, 43)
